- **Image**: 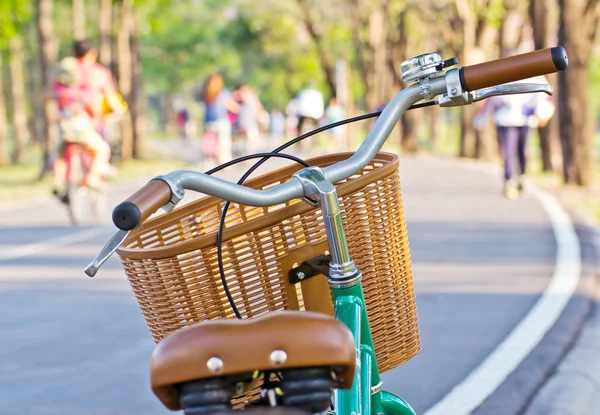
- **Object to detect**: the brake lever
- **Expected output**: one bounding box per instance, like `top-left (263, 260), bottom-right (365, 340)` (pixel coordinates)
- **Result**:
top-left (438, 83), bottom-right (552, 107)
top-left (471, 83), bottom-right (552, 102)
top-left (84, 229), bottom-right (130, 277)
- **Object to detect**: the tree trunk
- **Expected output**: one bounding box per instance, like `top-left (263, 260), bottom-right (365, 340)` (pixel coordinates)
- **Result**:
top-left (0, 55), bottom-right (9, 166)
top-left (392, 11), bottom-right (419, 153)
top-left (37, 0), bottom-right (58, 176)
top-left (117, 0), bottom-right (134, 161)
top-left (401, 110), bottom-right (420, 153)
top-left (530, 0), bottom-right (559, 172)
top-left (72, 0), bottom-right (86, 40)
top-left (557, 0), bottom-right (596, 185)
top-left (9, 36), bottom-right (30, 164)
top-left (99, 0), bottom-right (113, 68)
top-left (349, 3), bottom-right (370, 110)
top-left (25, 23), bottom-right (44, 146)
top-left (456, 0), bottom-right (477, 158)
top-left (365, 6), bottom-right (388, 112)
top-left (474, 116), bottom-right (498, 161)
top-left (296, 0), bottom-right (337, 96)
top-left (130, 17), bottom-right (145, 159)
top-left (427, 105), bottom-right (439, 144)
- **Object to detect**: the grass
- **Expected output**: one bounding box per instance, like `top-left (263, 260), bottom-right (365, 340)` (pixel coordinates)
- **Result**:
top-left (0, 142), bottom-right (188, 205)
top-left (524, 132), bottom-right (600, 223)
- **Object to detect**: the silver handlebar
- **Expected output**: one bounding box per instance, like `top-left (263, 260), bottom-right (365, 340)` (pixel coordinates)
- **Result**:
top-left (86, 68), bottom-right (552, 277)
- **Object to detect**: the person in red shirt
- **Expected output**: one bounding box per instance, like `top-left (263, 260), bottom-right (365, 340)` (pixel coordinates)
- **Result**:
top-left (72, 39), bottom-right (125, 135)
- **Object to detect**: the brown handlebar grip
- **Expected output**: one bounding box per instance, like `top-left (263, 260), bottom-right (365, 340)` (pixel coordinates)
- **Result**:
top-left (459, 46), bottom-right (568, 92)
top-left (112, 179), bottom-right (172, 230)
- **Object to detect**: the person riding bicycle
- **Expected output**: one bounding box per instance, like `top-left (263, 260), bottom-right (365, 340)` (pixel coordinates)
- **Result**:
top-left (72, 39), bottom-right (125, 137)
top-left (52, 57), bottom-right (116, 195)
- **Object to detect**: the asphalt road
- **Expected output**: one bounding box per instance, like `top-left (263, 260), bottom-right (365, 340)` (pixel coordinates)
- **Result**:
top-left (0, 153), bottom-right (557, 415)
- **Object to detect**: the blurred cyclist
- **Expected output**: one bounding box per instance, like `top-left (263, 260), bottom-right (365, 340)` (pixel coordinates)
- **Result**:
top-left (51, 39), bottom-right (124, 199)
top-left (51, 57), bottom-right (116, 196)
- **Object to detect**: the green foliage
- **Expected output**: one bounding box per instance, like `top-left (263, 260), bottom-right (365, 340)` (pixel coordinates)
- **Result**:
top-left (0, 0), bottom-right (32, 49)
top-left (139, 0), bottom-right (341, 109)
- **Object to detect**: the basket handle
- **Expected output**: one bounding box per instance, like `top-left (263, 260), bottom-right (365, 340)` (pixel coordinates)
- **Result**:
top-left (113, 179), bottom-right (172, 230)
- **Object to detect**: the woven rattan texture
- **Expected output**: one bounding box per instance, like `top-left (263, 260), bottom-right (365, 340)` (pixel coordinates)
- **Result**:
top-left (118, 153), bottom-right (420, 405)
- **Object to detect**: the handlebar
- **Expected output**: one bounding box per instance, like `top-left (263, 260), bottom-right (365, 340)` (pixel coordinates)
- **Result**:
top-left (112, 179), bottom-right (171, 230)
top-left (459, 46), bottom-right (568, 92)
top-left (112, 47), bottom-right (569, 232)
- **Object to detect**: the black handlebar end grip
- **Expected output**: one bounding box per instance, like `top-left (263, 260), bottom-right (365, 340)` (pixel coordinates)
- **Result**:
top-left (551, 46), bottom-right (568, 71)
top-left (112, 202), bottom-right (141, 231)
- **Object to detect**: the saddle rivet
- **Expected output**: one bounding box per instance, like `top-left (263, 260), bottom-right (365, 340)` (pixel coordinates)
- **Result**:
top-left (270, 350), bottom-right (287, 365)
top-left (207, 357), bottom-right (223, 373)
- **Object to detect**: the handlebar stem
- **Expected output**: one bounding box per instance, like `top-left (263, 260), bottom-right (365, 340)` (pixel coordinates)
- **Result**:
top-left (295, 167), bottom-right (361, 289)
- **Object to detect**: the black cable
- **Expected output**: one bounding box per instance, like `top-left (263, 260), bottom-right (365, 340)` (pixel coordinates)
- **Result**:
top-left (204, 101), bottom-right (435, 177)
top-left (212, 153), bottom-right (311, 319)
top-left (206, 101), bottom-right (437, 318)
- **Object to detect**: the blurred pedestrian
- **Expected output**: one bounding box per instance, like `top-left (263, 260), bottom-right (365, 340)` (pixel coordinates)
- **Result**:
top-left (296, 81), bottom-right (324, 136)
top-left (322, 96), bottom-right (344, 146)
top-left (269, 108), bottom-right (286, 142)
top-left (474, 76), bottom-right (554, 199)
top-left (201, 73), bottom-right (238, 163)
top-left (235, 83), bottom-right (263, 153)
top-left (285, 98), bottom-right (299, 138)
top-left (176, 107), bottom-right (190, 140)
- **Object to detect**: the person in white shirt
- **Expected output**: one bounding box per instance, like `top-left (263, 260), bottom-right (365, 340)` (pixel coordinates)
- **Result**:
top-left (474, 75), bottom-right (554, 199)
top-left (295, 81), bottom-right (325, 135)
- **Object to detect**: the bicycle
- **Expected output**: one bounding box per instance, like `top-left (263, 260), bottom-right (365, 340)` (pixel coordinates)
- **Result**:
top-left (86, 46), bottom-right (568, 415)
top-left (61, 142), bottom-right (108, 226)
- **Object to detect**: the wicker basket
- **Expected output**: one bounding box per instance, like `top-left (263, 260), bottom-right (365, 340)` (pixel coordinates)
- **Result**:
top-left (117, 152), bottom-right (420, 403)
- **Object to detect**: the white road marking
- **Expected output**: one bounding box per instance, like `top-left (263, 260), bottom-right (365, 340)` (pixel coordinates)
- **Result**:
top-left (424, 165), bottom-right (582, 415)
top-left (0, 227), bottom-right (112, 264)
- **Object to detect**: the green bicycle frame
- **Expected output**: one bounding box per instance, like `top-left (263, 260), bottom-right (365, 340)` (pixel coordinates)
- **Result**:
top-left (294, 166), bottom-right (415, 415)
top-left (332, 283), bottom-right (416, 415)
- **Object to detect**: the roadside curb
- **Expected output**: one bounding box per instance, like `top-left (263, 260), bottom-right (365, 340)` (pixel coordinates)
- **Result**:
top-left (522, 206), bottom-right (600, 415)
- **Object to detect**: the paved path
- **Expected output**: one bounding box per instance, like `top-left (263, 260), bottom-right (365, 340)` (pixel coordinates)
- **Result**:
top-left (0, 149), bottom-right (566, 415)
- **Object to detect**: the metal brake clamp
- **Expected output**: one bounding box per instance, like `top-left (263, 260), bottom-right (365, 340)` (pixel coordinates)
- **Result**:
top-left (438, 68), bottom-right (470, 107)
top-left (154, 175), bottom-right (185, 213)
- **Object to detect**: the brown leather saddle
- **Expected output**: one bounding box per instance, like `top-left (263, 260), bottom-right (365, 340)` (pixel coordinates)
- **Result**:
top-left (150, 310), bottom-right (357, 410)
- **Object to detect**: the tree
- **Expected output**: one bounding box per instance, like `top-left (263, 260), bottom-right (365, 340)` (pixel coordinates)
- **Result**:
top-left (416, 0), bottom-right (507, 158)
top-left (557, 0), bottom-right (599, 186)
top-left (9, 36), bottom-right (30, 164)
top-left (0, 55), bottom-right (8, 166)
top-left (130, 15), bottom-right (145, 158)
top-left (36, 0), bottom-right (58, 175)
top-left (346, 0), bottom-right (392, 111)
top-left (72, 0), bottom-right (86, 40)
top-left (99, 0), bottom-right (113, 68)
top-left (295, 0), bottom-right (337, 95)
top-left (529, 0), bottom-right (560, 172)
top-left (387, 8), bottom-right (420, 151)
top-left (117, 0), bottom-right (134, 160)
